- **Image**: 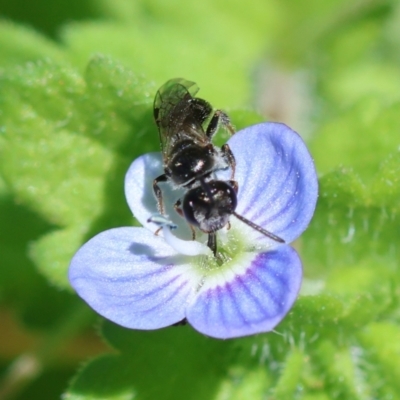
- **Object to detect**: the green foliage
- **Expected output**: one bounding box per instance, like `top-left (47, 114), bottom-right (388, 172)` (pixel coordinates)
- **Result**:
top-left (67, 323), bottom-right (232, 400)
top-left (0, 21), bottom-right (66, 67)
top-left (1, 1), bottom-right (400, 399)
top-left (58, 0), bottom-right (279, 109)
top-left (310, 98), bottom-right (400, 182)
top-left (0, 56), bottom-right (145, 289)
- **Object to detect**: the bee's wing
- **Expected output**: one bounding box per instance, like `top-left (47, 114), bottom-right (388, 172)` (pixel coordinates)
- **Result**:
top-left (154, 79), bottom-right (209, 160)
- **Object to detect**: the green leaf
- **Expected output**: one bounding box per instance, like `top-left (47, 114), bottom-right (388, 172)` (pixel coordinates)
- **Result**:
top-left (64, 354), bottom-right (137, 400)
top-left (83, 55), bottom-right (156, 155)
top-left (0, 121), bottom-right (115, 227)
top-left (60, 0), bottom-right (281, 110)
top-left (358, 323), bottom-right (400, 400)
top-left (271, 348), bottom-right (304, 399)
top-left (0, 21), bottom-right (66, 67)
top-left (0, 56), bottom-right (154, 289)
top-left (62, 21), bottom-right (252, 108)
top-left (302, 166), bottom-right (400, 270)
top-left (214, 367), bottom-right (271, 400)
top-left (371, 150), bottom-right (400, 213)
top-left (310, 99), bottom-right (400, 183)
top-left (29, 227), bottom-right (89, 289)
top-left (311, 341), bottom-right (359, 400)
top-left (0, 191), bottom-right (83, 329)
top-left (66, 322), bottom-right (232, 400)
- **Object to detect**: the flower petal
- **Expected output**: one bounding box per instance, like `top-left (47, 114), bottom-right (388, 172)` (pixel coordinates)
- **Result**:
top-left (124, 153), bottom-right (193, 239)
top-left (162, 226), bottom-right (212, 256)
top-left (69, 227), bottom-right (200, 329)
top-left (219, 122), bottom-right (318, 244)
top-left (186, 245), bottom-right (302, 339)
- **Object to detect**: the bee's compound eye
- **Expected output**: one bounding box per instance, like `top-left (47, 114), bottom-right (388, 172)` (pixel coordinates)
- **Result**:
top-left (182, 181), bottom-right (237, 233)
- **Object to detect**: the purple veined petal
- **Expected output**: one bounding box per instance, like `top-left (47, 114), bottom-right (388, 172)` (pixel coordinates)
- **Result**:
top-left (186, 245), bottom-right (302, 339)
top-left (218, 122), bottom-right (318, 245)
top-left (69, 227), bottom-right (201, 329)
top-left (124, 153), bottom-right (193, 239)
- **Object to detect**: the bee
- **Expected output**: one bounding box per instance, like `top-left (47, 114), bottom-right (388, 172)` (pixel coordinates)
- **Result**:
top-left (152, 78), bottom-right (284, 256)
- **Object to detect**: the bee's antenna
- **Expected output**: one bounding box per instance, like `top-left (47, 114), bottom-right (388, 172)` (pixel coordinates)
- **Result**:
top-left (232, 212), bottom-right (285, 243)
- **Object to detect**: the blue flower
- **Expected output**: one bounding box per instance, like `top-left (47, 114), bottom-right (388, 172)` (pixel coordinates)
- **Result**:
top-left (69, 122), bottom-right (318, 339)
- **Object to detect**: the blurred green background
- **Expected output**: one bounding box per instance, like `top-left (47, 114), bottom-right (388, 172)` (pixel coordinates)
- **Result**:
top-left (1, 0), bottom-right (400, 399)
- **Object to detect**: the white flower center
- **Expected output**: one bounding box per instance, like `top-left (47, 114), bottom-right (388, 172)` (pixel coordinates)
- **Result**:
top-left (162, 226), bottom-right (212, 256)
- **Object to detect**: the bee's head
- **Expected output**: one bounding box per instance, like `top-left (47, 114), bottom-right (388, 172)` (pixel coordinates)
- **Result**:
top-left (182, 180), bottom-right (237, 233)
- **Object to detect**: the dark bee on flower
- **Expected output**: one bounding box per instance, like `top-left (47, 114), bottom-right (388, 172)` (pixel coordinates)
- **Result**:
top-left (152, 78), bottom-right (284, 255)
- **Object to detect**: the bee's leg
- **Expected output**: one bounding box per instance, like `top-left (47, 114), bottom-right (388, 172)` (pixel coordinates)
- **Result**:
top-left (189, 225), bottom-right (196, 240)
top-left (205, 110), bottom-right (235, 140)
top-left (217, 110), bottom-right (236, 135)
top-left (174, 199), bottom-right (196, 240)
top-left (153, 174), bottom-right (168, 215)
top-left (207, 232), bottom-right (217, 256)
top-left (222, 144), bottom-right (236, 180)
